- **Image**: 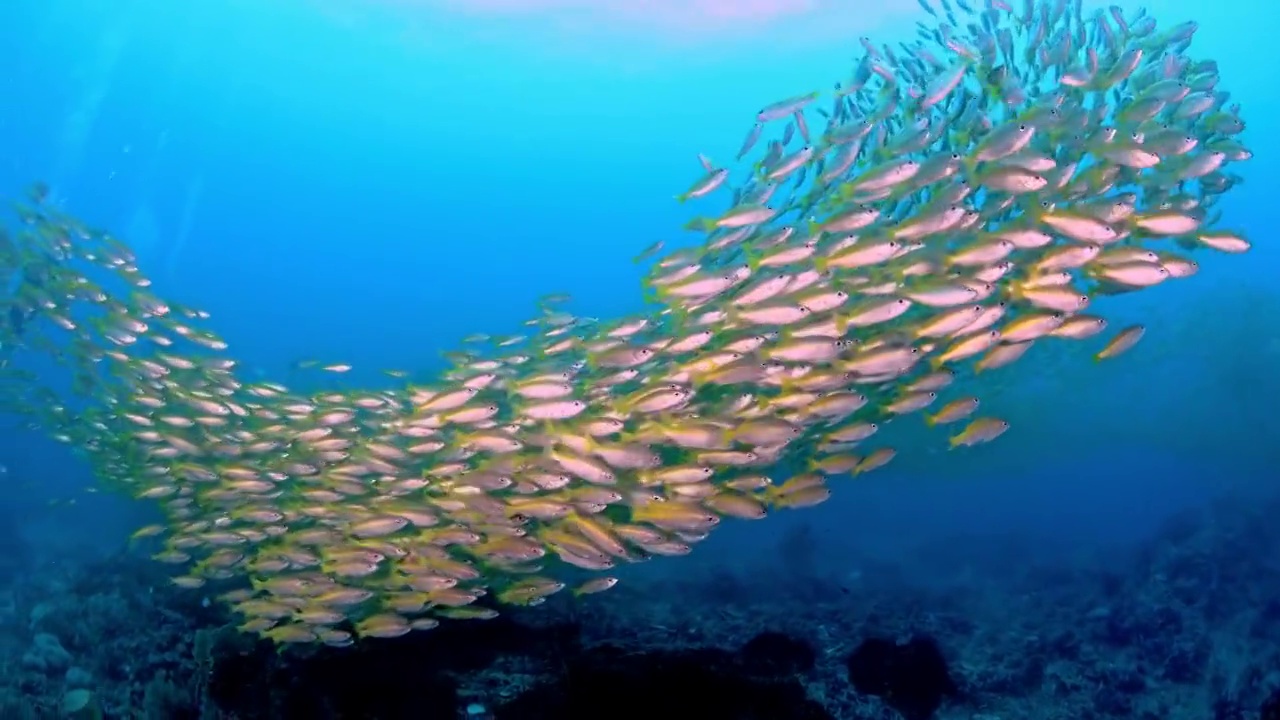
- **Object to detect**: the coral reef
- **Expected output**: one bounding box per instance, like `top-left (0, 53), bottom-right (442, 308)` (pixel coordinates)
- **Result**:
top-left (0, 492), bottom-right (1278, 719)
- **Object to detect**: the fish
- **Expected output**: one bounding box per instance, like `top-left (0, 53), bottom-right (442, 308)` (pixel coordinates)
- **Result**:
top-left (949, 418), bottom-right (1011, 448)
top-left (0, 1), bottom-right (1248, 646)
top-left (1095, 324), bottom-right (1146, 361)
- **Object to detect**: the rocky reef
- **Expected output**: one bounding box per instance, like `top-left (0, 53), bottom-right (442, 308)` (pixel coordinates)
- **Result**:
top-left (1, 492), bottom-right (1278, 719)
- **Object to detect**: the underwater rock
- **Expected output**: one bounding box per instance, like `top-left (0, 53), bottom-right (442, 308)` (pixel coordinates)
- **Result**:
top-left (60, 688), bottom-right (101, 719)
top-left (207, 629), bottom-right (460, 719)
top-left (203, 608), bottom-right (830, 719)
top-left (845, 636), bottom-right (957, 720)
top-left (27, 601), bottom-right (54, 628)
top-left (21, 632), bottom-right (72, 673)
top-left (497, 644), bottom-right (833, 720)
top-left (738, 631), bottom-right (816, 677)
top-left (206, 614), bottom-right (579, 718)
top-left (1261, 687), bottom-right (1280, 720)
top-left (65, 666), bottom-right (93, 689)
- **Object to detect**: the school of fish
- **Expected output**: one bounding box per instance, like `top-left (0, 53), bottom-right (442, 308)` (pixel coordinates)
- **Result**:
top-left (0, 0), bottom-right (1252, 647)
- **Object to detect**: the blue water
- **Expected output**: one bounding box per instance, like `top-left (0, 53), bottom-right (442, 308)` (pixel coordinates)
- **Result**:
top-left (1, 0), bottom-right (1278, 716)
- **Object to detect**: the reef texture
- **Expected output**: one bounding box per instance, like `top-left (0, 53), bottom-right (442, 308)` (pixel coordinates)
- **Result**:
top-left (1, 492), bottom-right (1278, 719)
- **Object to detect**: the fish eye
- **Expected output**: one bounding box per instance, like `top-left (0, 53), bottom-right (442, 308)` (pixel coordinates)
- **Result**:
top-left (511, 513), bottom-right (527, 522)
top-left (1018, 123), bottom-right (1028, 131)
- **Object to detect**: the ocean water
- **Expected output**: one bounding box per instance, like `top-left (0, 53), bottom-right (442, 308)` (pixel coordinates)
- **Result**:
top-left (0, 0), bottom-right (1277, 718)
